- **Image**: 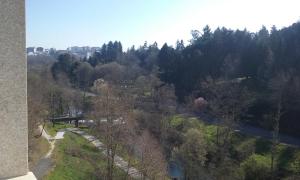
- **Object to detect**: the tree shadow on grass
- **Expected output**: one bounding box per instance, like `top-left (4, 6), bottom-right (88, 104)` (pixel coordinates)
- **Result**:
top-left (255, 138), bottom-right (272, 154)
top-left (81, 144), bottom-right (99, 153)
top-left (277, 146), bottom-right (295, 169)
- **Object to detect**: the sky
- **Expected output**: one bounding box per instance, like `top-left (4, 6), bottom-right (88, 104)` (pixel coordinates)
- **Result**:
top-left (26, 0), bottom-right (300, 50)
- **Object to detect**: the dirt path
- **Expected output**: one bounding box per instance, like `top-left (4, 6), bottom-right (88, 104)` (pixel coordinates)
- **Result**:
top-left (32, 126), bottom-right (64, 180)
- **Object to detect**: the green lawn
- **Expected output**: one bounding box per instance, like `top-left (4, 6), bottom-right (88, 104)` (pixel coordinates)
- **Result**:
top-left (45, 132), bottom-right (127, 180)
top-left (45, 122), bottom-right (90, 136)
top-left (45, 122), bottom-right (73, 137)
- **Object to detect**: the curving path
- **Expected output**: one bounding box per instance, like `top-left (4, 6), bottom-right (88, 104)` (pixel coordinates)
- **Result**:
top-left (33, 126), bottom-right (143, 179)
top-left (32, 126), bottom-right (60, 179)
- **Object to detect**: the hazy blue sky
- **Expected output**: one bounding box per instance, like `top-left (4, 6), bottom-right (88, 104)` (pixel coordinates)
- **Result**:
top-left (26, 0), bottom-right (300, 50)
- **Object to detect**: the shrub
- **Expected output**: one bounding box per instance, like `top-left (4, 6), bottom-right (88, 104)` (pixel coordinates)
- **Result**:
top-left (287, 151), bottom-right (300, 175)
top-left (241, 154), bottom-right (271, 180)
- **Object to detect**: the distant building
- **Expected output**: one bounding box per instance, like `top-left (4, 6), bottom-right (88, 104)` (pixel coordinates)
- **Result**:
top-left (36, 47), bottom-right (44, 53)
top-left (67, 46), bottom-right (100, 59)
top-left (91, 47), bottom-right (101, 52)
top-left (49, 48), bottom-right (56, 56)
top-left (86, 52), bottom-right (92, 59)
top-left (26, 47), bottom-right (35, 54)
top-left (56, 50), bottom-right (68, 55)
top-left (26, 46), bottom-right (55, 56)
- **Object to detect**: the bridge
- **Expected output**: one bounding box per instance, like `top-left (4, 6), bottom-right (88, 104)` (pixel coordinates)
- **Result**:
top-left (49, 115), bottom-right (84, 127)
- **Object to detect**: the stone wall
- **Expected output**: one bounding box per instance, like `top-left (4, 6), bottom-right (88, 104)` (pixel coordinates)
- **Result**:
top-left (0, 0), bottom-right (28, 178)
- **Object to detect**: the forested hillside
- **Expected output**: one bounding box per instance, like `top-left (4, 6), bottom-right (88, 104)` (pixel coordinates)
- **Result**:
top-left (51, 22), bottom-right (300, 137)
top-left (28, 21), bottom-right (300, 180)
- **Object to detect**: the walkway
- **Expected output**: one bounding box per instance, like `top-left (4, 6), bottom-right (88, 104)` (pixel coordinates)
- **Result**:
top-left (32, 126), bottom-right (62, 179)
top-left (65, 128), bottom-right (143, 179)
top-left (33, 126), bottom-right (143, 179)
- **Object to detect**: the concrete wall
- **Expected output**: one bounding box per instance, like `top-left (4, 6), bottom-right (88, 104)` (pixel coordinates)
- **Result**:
top-left (0, 0), bottom-right (28, 178)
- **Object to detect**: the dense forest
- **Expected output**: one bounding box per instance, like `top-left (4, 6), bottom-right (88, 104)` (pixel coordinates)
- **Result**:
top-left (28, 21), bottom-right (300, 179)
top-left (51, 22), bottom-right (300, 137)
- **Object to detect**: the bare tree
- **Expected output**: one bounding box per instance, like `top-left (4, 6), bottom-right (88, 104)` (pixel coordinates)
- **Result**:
top-left (91, 78), bottom-right (172, 179)
top-left (202, 77), bottom-right (252, 165)
top-left (136, 130), bottom-right (168, 180)
top-left (268, 72), bottom-right (291, 180)
top-left (27, 70), bottom-right (53, 167)
top-left (91, 79), bottom-right (134, 180)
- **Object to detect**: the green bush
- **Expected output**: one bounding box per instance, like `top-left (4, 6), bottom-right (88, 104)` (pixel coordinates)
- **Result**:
top-left (235, 138), bottom-right (256, 160)
top-left (287, 151), bottom-right (300, 175)
top-left (169, 115), bottom-right (185, 130)
top-left (241, 154), bottom-right (271, 180)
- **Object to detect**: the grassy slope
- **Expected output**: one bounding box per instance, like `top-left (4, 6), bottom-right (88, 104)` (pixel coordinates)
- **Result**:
top-left (45, 122), bottom-right (73, 137)
top-left (45, 132), bottom-right (127, 180)
top-left (85, 127), bottom-right (140, 168)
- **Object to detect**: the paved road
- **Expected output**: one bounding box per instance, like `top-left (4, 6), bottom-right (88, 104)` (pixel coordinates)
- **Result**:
top-left (32, 158), bottom-right (54, 180)
top-left (189, 113), bottom-right (300, 147)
